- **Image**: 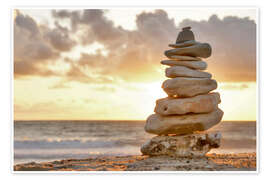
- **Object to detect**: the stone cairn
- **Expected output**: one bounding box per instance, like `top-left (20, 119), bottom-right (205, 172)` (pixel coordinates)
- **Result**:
top-left (141, 27), bottom-right (224, 157)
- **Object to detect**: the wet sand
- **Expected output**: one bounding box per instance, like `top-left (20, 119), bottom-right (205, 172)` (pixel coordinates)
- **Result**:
top-left (14, 153), bottom-right (256, 171)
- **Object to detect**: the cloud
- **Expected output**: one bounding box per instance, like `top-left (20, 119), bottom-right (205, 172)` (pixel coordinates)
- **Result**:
top-left (52, 9), bottom-right (126, 46)
top-left (179, 15), bottom-right (256, 82)
top-left (14, 10), bottom-right (76, 78)
top-left (14, 61), bottom-right (59, 78)
top-left (14, 10), bottom-right (39, 36)
top-left (43, 23), bottom-right (76, 51)
top-left (14, 11), bottom-right (59, 61)
top-left (51, 9), bottom-right (176, 83)
top-left (51, 10), bottom-right (80, 32)
top-left (51, 9), bottom-right (257, 83)
top-left (136, 10), bottom-right (177, 46)
top-left (14, 9), bottom-right (256, 83)
top-left (63, 58), bottom-right (115, 84)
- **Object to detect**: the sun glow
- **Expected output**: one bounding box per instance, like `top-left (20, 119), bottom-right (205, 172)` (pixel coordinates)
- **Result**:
top-left (14, 9), bottom-right (257, 121)
top-left (217, 82), bottom-right (256, 121)
top-left (61, 42), bottom-right (108, 61)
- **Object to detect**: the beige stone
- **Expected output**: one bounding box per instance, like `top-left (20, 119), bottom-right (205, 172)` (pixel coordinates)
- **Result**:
top-left (162, 77), bottom-right (217, 97)
top-left (165, 43), bottom-right (212, 58)
top-left (155, 93), bottom-right (221, 115)
top-left (165, 66), bottom-right (212, 78)
top-left (161, 60), bottom-right (207, 70)
top-left (169, 55), bottom-right (202, 61)
top-left (141, 132), bottom-right (221, 157)
top-left (144, 108), bottom-right (223, 135)
top-left (168, 40), bottom-right (198, 48)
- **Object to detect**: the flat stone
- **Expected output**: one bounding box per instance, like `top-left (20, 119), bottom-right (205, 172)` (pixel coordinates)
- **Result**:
top-left (162, 77), bottom-right (217, 97)
top-left (154, 93), bottom-right (221, 115)
top-left (144, 108), bottom-right (223, 135)
top-left (169, 55), bottom-right (202, 61)
top-left (168, 40), bottom-right (198, 48)
top-left (141, 132), bottom-right (221, 157)
top-left (161, 60), bottom-right (207, 70)
top-left (164, 43), bottom-right (212, 58)
top-left (166, 66), bottom-right (212, 78)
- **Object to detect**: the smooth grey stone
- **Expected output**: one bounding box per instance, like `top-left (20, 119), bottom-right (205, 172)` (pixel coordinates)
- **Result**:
top-left (169, 55), bottom-right (202, 61)
top-left (165, 66), bottom-right (212, 78)
top-left (162, 77), bottom-right (217, 97)
top-left (144, 108), bottom-right (224, 135)
top-left (169, 40), bottom-right (198, 48)
top-left (165, 43), bottom-right (212, 58)
top-left (154, 92), bottom-right (221, 115)
top-left (161, 60), bottom-right (207, 70)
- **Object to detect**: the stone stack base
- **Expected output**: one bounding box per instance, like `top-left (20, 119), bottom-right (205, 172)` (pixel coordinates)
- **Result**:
top-left (141, 132), bottom-right (221, 157)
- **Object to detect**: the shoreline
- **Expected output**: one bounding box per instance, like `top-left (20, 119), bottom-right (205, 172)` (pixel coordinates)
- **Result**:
top-left (14, 152), bottom-right (256, 171)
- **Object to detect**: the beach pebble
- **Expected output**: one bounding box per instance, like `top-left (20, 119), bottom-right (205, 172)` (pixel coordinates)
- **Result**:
top-left (161, 60), bottom-right (207, 70)
top-left (162, 77), bottom-right (217, 97)
top-left (141, 132), bottom-right (221, 157)
top-left (169, 55), bottom-right (202, 61)
top-left (176, 26), bottom-right (195, 43)
top-left (164, 43), bottom-right (212, 58)
top-left (165, 66), bottom-right (212, 78)
top-left (168, 40), bottom-right (198, 48)
top-left (154, 93), bottom-right (221, 115)
top-left (144, 108), bottom-right (223, 135)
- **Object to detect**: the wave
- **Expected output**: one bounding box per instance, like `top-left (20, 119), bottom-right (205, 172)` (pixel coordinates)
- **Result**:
top-left (14, 135), bottom-right (255, 151)
top-left (14, 138), bottom-right (144, 149)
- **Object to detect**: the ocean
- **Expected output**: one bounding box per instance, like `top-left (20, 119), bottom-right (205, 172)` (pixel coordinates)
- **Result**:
top-left (13, 120), bottom-right (256, 165)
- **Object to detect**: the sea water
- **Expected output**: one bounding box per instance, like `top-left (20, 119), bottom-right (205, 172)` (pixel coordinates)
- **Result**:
top-left (14, 121), bottom-right (256, 165)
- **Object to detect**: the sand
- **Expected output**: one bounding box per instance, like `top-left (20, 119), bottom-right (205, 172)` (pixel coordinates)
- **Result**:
top-left (14, 153), bottom-right (256, 171)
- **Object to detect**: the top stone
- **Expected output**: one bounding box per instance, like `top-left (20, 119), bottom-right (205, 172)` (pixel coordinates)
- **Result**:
top-left (183, 26), bottom-right (191, 31)
top-left (176, 26), bottom-right (195, 44)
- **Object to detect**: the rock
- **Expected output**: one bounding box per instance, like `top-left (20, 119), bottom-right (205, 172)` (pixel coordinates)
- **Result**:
top-left (176, 26), bottom-right (195, 44)
top-left (164, 43), bottom-right (212, 58)
top-left (169, 55), bottom-right (202, 61)
top-left (162, 77), bottom-right (217, 97)
top-left (169, 40), bottom-right (198, 48)
top-left (166, 66), bottom-right (212, 78)
top-left (161, 60), bottom-right (207, 70)
top-left (144, 108), bottom-right (223, 135)
top-left (154, 92), bottom-right (221, 115)
top-left (141, 132), bottom-right (221, 157)
top-left (14, 152), bottom-right (256, 171)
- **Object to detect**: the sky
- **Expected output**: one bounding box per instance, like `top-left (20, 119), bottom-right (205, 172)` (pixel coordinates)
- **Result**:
top-left (13, 8), bottom-right (257, 121)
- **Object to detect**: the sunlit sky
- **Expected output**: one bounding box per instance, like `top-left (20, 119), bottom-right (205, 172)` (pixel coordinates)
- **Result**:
top-left (13, 8), bottom-right (257, 121)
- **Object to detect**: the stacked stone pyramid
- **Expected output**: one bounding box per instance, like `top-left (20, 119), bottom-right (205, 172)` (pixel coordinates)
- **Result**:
top-left (141, 27), bottom-right (224, 157)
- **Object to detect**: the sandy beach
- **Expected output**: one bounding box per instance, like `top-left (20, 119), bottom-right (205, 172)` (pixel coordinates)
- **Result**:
top-left (14, 153), bottom-right (256, 171)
